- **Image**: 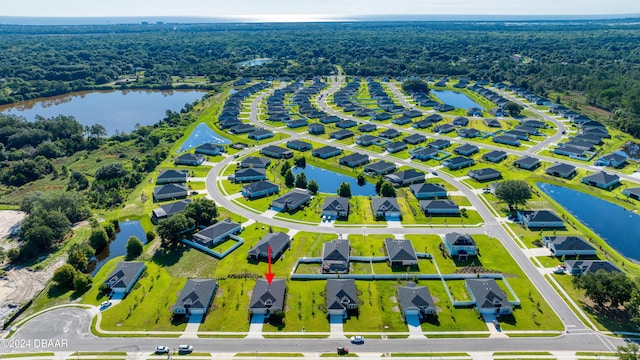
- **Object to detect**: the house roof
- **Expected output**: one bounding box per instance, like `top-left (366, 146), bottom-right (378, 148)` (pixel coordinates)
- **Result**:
top-left (176, 153), bottom-right (204, 162)
top-left (250, 279), bottom-right (286, 312)
top-left (262, 145), bottom-right (292, 156)
top-left (195, 143), bottom-right (224, 152)
top-left (153, 183), bottom-right (188, 197)
top-left (429, 139), bottom-right (450, 147)
top-left (410, 183), bottom-right (447, 195)
top-left (545, 236), bottom-right (595, 252)
top-left (385, 238), bottom-right (418, 262)
top-left (565, 260), bottom-right (621, 274)
top-left (466, 279), bottom-right (510, 310)
top-left (104, 262), bottom-right (146, 290)
top-left (483, 150), bottom-right (507, 159)
top-left (157, 169), bottom-right (189, 182)
top-left (379, 129), bottom-right (400, 137)
top-left (323, 239), bottom-right (350, 261)
top-left (514, 156), bottom-right (540, 166)
top-left (372, 197), bottom-right (401, 213)
top-left (365, 161), bottom-right (396, 172)
top-left (625, 187), bottom-right (640, 197)
top-left (326, 279), bottom-right (358, 310)
top-left (445, 156), bottom-right (473, 166)
top-left (419, 199), bottom-right (459, 210)
top-left (358, 124), bottom-right (377, 131)
top-left (247, 232), bottom-right (291, 259)
top-left (412, 147), bottom-right (439, 157)
top-left (398, 283), bottom-right (435, 314)
top-left (287, 140), bottom-right (312, 149)
top-left (519, 210), bottom-right (563, 223)
top-left (152, 199), bottom-right (192, 219)
top-left (547, 163), bottom-right (576, 174)
top-left (322, 197), bottom-right (350, 213)
top-left (243, 180), bottom-right (278, 193)
top-left (313, 146), bottom-right (341, 155)
top-left (239, 157), bottom-right (270, 168)
top-left (386, 141), bottom-right (407, 151)
top-left (248, 128), bottom-right (273, 137)
top-left (404, 134), bottom-right (426, 143)
top-left (599, 153), bottom-right (627, 163)
top-left (271, 189), bottom-right (311, 208)
top-left (341, 153), bottom-right (369, 164)
top-left (331, 129), bottom-right (354, 138)
top-left (583, 171), bottom-right (620, 185)
top-left (385, 169), bottom-right (424, 182)
top-left (444, 233), bottom-right (476, 247)
top-left (455, 144), bottom-right (479, 153)
top-left (468, 168), bottom-right (501, 178)
top-left (192, 219), bottom-right (241, 243)
top-left (357, 134), bottom-right (379, 143)
top-left (174, 279), bottom-right (217, 311)
top-left (235, 167), bottom-right (267, 178)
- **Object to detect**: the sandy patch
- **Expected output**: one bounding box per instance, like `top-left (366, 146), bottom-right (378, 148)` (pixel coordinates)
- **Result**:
top-left (0, 210), bottom-right (25, 241)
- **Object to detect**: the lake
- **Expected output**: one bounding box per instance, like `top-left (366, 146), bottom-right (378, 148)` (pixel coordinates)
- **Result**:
top-left (90, 220), bottom-right (147, 275)
top-left (291, 164), bottom-right (377, 196)
top-left (0, 89), bottom-right (208, 135)
top-left (538, 183), bottom-right (640, 262)
top-left (177, 123), bottom-right (231, 153)
top-left (432, 90), bottom-right (482, 109)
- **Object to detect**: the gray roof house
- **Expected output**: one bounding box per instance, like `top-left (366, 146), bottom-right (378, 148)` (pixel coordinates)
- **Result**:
top-left (384, 169), bottom-right (425, 187)
top-left (444, 233), bottom-right (477, 259)
top-left (192, 219), bottom-right (242, 247)
top-left (364, 161), bottom-right (397, 175)
top-left (513, 156), bottom-right (541, 170)
top-left (419, 200), bottom-right (460, 215)
top-left (356, 134), bottom-right (379, 147)
top-left (379, 128), bottom-right (401, 139)
top-left (339, 153), bottom-right (370, 168)
top-left (482, 150), bottom-right (508, 163)
top-left (372, 197), bottom-right (402, 220)
top-left (410, 183), bottom-right (447, 199)
top-left (103, 261), bottom-right (146, 296)
top-left (239, 157), bottom-right (271, 168)
top-left (153, 183), bottom-right (189, 202)
top-left (173, 279), bottom-right (217, 316)
top-left (385, 141), bottom-right (408, 154)
top-left (174, 153), bottom-right (205, 166)
top-left (270, 189), bottom-right (312, 213)
top-left (404, 133), bottom-right (427, 145)
top-left (308, 123), bottom-right (325, 135)
top-left (622, 187), bottom-right (640, 201)
top-left (454, 143), bottom-right (479, 156)
top-left (465, 279), bottom-right (513, 315)
top-left (398, 283), bottom-right (436, 320)
top-left (260, 145), bottom-right (293, 159)
top-left (542, 236), bottom-right (596, 257)
top-left (250, 279), bottom-right (287, 317)
top-left (321, 197), bottom-right (350, 220)
top-left (428, 139), bottom-right (451, 150)
top-left (242, 180), bottom-right (279, 199)
top-left (286, 140), bottom-right (312, 152)
top-left (157, 169), bottom-right (189, 184)
top-left (565, 260), bottom-right (621, 275)
top-left (326, 279), bottom-right (359, 318)
top-left (322, 239), bottom-right (350, 274)
top-left (581, 171), bottom-right (621, 190)
top-left (546, 163), bottom-right (577, 179)
top-left (410, 147), bottom-right (439, 161)
top-left (247, 232), bottom-right (291, 261)
top-left (595, 153), bottom-right (627, 168)
top-left (330, 129), bottom-right (355, 140)
top-left (517, 210), bottom-right (564, 229)
top-left (312, 146), bottom-right (342, 159)
top-left (468, 168), bottom-right (502, 182)
top-left (233, 167), bottom-right (267, 183)
top-left (151, 199), bottom-right (192, 224)
top-left (442, 156), bottom-right (474, 170)
top-left (384, 238), bottom-right (418, 267)
top-left (195, 143), bottom-right (225, 156)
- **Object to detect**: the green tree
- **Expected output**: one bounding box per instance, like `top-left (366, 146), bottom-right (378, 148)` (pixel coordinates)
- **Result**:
top-left (280, 161), bottom-right (291, 176)
top-left (126, 236), bottom-right (144, 258)
top-left (146, 230), bottom-right (156, 242)
top-left (89, 226), bottom-right (109, 253)
top-left (337, 182), bottom-right (352, 198)
top-left (573, 270), bottom-right (636, 308)
top-left (295, 172), bottom-right (307, 189)
top-left (73, 273), bottom-right (93, 292)
top-left (380, 182), bottom-right (397, 197)
top-left (357, 173), bottom-right (366, 186)
top-left (616, 343), bottom-right (639, 360)
top-left (294, 156), bottom-right (306, 168)
top-left (184, 198), bottom-right (218, 227)
top-left (503, 101), bottom-right (524, 117)
top-left (157, 213), bottom-right (194, 245)
top-left (67, 242), bottom-right (95, 272)
top-left (402, 79), bottom-right (430, 94)
top-left (375, 177), bottom-right (385, 195)
top-left (284, 169), bottom-right (295, 188)
top-left (494, 180), bottom-right (531, 212)
top-left (52, 264), bottom-right (77, 290)
top-left (307, 180), bottom-right (319, 195)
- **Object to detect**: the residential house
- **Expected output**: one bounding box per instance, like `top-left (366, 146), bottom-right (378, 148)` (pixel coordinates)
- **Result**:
top-left (522, 120), bottom-right (546, 129)
top-left (452, 116), bottom-right (469, 126)
top-left (312, 146), bottom-right (342, 159)
top-left (286, 119), bottom-right (308, 129)
top-left (425, 114), bottom-right (443, 123)
top-left (434, 123), bottom-right (456, 134)
top-left (322, 239), bottom-right (350, 273)
top-left (454, 144), bottom-right (479, 156)
top-left (493, 135), bottom-right (520, 146)
top-left (330, 129), bottom-right (355, 140)
top-left (326, 279), bottom-right (358, 318)
top-left (372, 112), bottom-right (392, 121)
top-left (468, 168), bottom-right (502, 182)
top-left (195, 143), bottom-right (225, 156)
top-left (465, 279), bottom-right (513, 315)
top-left (513, 125), bottom-right (540, 136)
top-left (565, 260), bottom-right (621, 275)
top-left (553, 145), bottom-right (590, 160)
top-left (542, 236), bottom-right (596, 257)
top-left (581, 171), bottom-right (621, 190)
top-left (174, 153), bottom-right (205, 166)
top-left (622, 187), bottom-right (640, 201)
top-left (410, 183), bottom-right (447, 199)
top-left (564, 140), bottom-right (595, 151)
top-left (308, 123), bottom-right (325, 135)
top-left (103, 262), bottom-right (146, 296)
top-left (384, 169), bottom-right (425, 186)
top-left (503, 130), bottom-right (529, 141)
top-left (249, 279), bottom-right (287, 317)
top-left (428, 139), bottom-right (451, 150)
top-left (467, 107), bottom-right (483, 117)
top-left (336, 120), bottom-right (358, 129)
top-left (233, 167), bottom-right (267, 183)
top-left (364, 161), bottom-right (397, 175)
top-left (384, 238), bottom-right (418, 267)
top-left (239, 157), bottom-right (271, 168)
top-left (153, 183), bottom-right (189, 202)
top-left (513, 156), bottom-right (541, 170)
top-left (404, 133), bottom-right (426, 145)
top-left (321, 197), bottom-right (350, 220)
top-left (356, 134), bottom-right (379, 147)
top-left (595, 153), bottom-right (627, 168)
top-left (242, 180), bottom-right (279, 199)
top-left (247, 232), bottom-right (291, 261)
top-left (339, 153), bottom-right (369, 168)
top-left (173, 279), bottom-right (217, 316)
top-left (484, 118), bottom-right (501, 128)
top-left (260, 145), bottom-right (293, 159)
top-left (270, 189), bottom-right (312, 212)
top-left (372, 197), bottom-right (402, 220)
top-left (546, 163), bottom-right (577, 179)
top-left (230, 124), bottom-right (257, 134)
top-left (320, 116), bottom-right (341, 124)
top-left (490, 108), bottom-right (507, 117)
top-left (444, 232), bottom-right (477, 259)
top-left (413, 119), bottom-right (433, 129)
top-left (379, 129), bottom-right (401, 139)
top-left (411, 147), bottom-right (440, 161)
top-left (457, 128), bottom-right (481, 138)
top-left (436, 103), bottom-right (455, 112)
top-left (517, 210), bottom-right (564, 229)
top-left (157, 169), bottom-right (188, 184)
top-left (404, 109), bottom-right (423, 118)
top-left (419, 200), bottom-right (460, 215)
top-left (482, 150), bottom-right (508, 163)
top-left (192, 219), bottom-right (242, 247)
top-left (392, 116), bottom-right (413, 125)
top-left (286, 140), bottom-right (312, 152)
top-left (398, 283), bottom-right (436, 320)
top-left (358, 124), bottom-right (377, 133)
top-left (151, 199), bottom-right (192, 224)
top-left (442, 156), bottom-right (474, 170)
top-left (385, 141), bottom-right (408, 154)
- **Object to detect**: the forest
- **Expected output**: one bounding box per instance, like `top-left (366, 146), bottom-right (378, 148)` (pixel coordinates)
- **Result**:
top-left (0, 20), bottom-right (639, 136)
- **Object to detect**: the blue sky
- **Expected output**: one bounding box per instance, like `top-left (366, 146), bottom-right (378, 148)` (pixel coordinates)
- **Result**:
top-left (4, 0), bottom-right (640, 19)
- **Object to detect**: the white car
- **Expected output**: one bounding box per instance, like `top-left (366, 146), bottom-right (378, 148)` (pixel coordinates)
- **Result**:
top-left (178, 345), bottom-right (193, 354)
top-left (350, 335), bottom-right (365, 344)
top-left (155, 346), bottom-right (169, 354)
top-left (100, 301), bottom-right (112, 310)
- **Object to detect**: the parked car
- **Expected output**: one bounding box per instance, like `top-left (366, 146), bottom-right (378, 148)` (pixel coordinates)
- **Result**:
top-left (350, 335), bottom-right (365, 344)
top-left (337, 346), bottom-right (349, 355)
top-left (155, 346), bottom-right (169, 354)
top-left (178, 345), bottom-right (193, 354)
top-left (100, 301), bottom-right (112, 310)
top-left (492, 320), bottom-right (501, 330)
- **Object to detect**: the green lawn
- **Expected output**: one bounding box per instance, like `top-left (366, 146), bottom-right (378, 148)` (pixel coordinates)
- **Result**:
top-left (199, 278), bottom-right (252, 332)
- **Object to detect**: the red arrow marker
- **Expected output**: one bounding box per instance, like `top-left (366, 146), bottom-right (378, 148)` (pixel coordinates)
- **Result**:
top-left (265, 245), bottom-right (275, 285)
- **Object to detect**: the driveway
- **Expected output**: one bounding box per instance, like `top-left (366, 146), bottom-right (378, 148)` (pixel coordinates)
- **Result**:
top-left (405, 314), bottom-right (423, 338)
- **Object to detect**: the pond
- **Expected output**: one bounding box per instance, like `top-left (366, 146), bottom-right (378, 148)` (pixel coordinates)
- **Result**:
top-left (177, 123), bottom-right (231, 153)
top-left (291, 164), bottom-right (377, 196)
top-left (0, 89), bottom-right (208, 135)
top-left (538, 183), bottom-right (640, 262)
top-left (432, 90), bottom-right (482, 109)
top-left (90, 220), bottom-right (147, 275)
top-left (238, 58), bottom-right (273, 67)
